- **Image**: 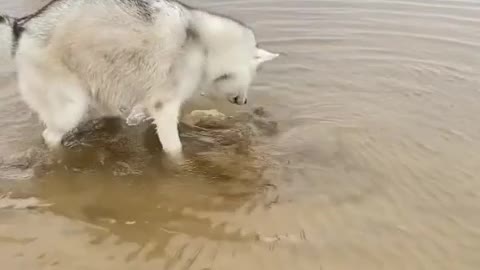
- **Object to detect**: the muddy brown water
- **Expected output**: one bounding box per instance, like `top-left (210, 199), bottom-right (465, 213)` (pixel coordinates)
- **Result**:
top-left (1, 0), bottom-right (480, 269)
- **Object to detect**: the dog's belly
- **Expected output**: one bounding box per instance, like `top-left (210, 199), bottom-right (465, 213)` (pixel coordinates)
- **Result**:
top-left (62, 43), bottom-right (174, 115)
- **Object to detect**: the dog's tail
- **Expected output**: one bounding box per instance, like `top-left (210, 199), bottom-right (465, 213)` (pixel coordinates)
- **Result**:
top-left (0, 15), bottom-right (17, 71)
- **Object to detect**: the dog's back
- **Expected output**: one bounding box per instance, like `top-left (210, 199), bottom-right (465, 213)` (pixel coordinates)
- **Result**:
top-left (17, 0), bottom-right (190, 110)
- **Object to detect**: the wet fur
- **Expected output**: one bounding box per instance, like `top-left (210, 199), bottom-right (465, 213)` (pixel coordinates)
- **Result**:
top-left (2, 0), bottom-right (278, 158)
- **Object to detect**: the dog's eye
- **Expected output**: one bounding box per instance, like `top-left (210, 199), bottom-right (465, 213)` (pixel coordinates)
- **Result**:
top-left (0, 16), bottom-right (5, 24)
top-left (214, 73), bottom-right (232, 82)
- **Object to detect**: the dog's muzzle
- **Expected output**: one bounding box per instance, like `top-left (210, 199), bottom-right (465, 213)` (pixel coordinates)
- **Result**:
top-left (230, 95), bottom-right (247, 105)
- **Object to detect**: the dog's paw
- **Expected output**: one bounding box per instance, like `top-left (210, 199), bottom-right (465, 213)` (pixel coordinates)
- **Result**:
top-left (42, 129), bottom-right (63, 149)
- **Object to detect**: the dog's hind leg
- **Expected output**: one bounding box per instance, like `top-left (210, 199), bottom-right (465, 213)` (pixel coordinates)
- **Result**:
top-left (17, 58), bottom-right (89, 149)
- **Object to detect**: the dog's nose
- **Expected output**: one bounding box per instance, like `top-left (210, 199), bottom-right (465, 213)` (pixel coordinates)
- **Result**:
top-left (244, 99), bottom-right (247, 104)
top-left (232, 95), bottom-right (247, 105)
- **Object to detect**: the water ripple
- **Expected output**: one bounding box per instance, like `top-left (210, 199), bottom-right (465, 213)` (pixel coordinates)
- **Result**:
top-left (1, 0), bottom-right (480, 269)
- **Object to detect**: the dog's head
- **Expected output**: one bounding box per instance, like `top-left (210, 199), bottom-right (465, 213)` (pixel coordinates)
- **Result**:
top-left (202, 20), bottom-right (279, 105)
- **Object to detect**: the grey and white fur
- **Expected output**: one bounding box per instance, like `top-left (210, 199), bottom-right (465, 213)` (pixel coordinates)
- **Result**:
top-left (0, 0), bottom-right (279, 159)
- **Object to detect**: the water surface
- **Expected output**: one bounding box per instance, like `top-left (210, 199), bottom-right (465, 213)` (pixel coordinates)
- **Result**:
top-left (1, 0), bottom-right (480, 269)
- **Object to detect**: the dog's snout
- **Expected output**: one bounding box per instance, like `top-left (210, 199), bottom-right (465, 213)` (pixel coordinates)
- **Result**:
top-left (232, 96), bottom-right (247, 105)
top-left (230, 95), bottom-right (247, 105)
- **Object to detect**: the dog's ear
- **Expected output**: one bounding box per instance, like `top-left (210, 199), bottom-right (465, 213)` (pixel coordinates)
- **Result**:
top-left (254, 48), bottom-right (279, 65)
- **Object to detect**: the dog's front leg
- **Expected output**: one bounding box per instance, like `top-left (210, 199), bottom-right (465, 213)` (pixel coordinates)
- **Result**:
top-left (149, 99), bottom-right (183, 158)
top-left (150, 41), bottom-right (204, 160)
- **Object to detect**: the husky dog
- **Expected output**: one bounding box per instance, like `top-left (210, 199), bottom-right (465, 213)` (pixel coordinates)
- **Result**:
top-left (0, 0), bottom-right (278, 158)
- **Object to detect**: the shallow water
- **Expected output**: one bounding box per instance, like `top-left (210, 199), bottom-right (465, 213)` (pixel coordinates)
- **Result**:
top-left (1, 0), bottom-right (480, 269)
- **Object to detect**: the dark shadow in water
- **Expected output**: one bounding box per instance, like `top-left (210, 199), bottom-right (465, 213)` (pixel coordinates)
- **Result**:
top-left (23, 110), bottom-right (281, 260)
